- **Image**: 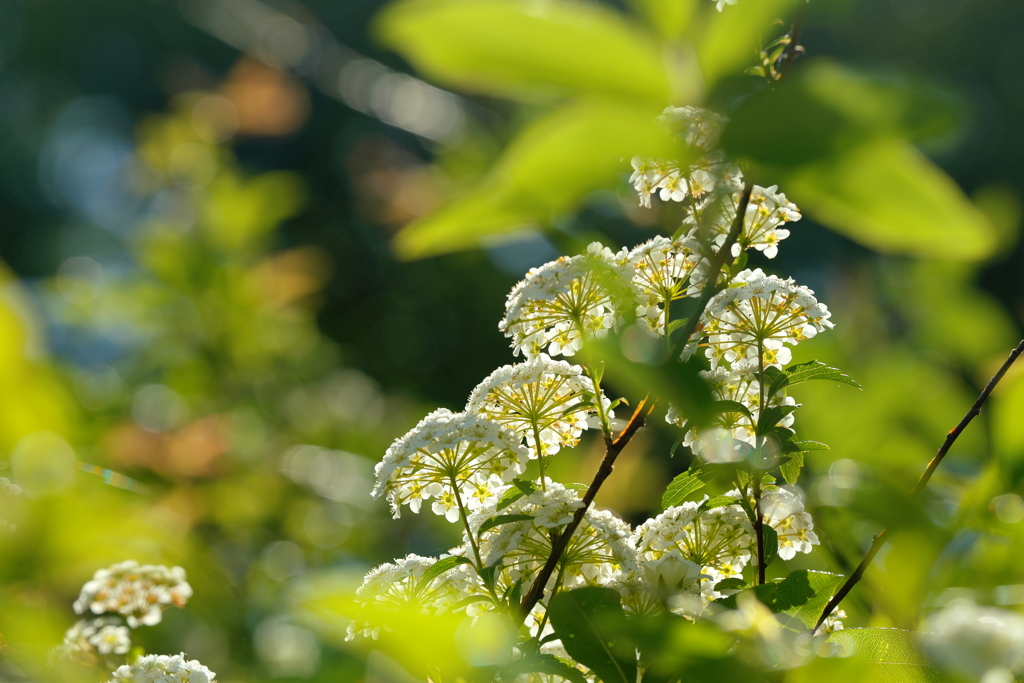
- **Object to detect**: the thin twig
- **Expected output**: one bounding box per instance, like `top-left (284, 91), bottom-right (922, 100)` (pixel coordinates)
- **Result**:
top-left (814, 338), bottom-right (1024, 633)
top-left (777, 8), bottom-right (805, 81)
top-left (671, 180), bottom-right (754, 357)
top-left (517, 398), bottom-right (655, 623)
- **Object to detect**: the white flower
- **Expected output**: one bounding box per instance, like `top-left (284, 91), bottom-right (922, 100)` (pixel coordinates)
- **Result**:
top-left (73, 560), bottom-right (192, 628)
top-left (55, 617), bottom-right (131, 662)
top-left (922, 599), bottom-right (1024, 680)
top-left (714, 0), bottom-right (739, 12)
top-left (372, 409), bottom-right (529, 522)
top-left (500, 243), bottom-right (633, 358)
top-left (819, 608), bottom-right (846, 634)
top-left (632, 498), bottom-right (754, 610)
top-left (758, 486), bottom-right (819, 560)
top-left (629, 235), bottom-right (707, 336)
top-left (107, 653), bottom-right (216, 683)
top-left (466, 355), bottom-right (610, 459)
top-left (684, 184), bottom-right (801, 260)
top-left (474, 481), bottom-right (635, 592)
top-left (629, 107), bottom-right (740, 207)
top-left (667, 365), bottom-right (797, 460)
top-left (700, 269), bottom-right (833, 370)
top-left (346, 554), bottom-right (486, 641)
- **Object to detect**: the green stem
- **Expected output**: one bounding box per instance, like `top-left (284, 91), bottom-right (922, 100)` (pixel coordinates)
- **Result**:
top-left (451, 474), bottom-right (501, 605)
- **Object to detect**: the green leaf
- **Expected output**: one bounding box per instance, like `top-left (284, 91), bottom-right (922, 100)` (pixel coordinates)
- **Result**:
top-left (762, 525), bottom-right (779, 569)
top-left (661, 468), bottom-right (716, 509)
top-left (376, 0), bottom-right (674, 103)
top-left (781, 360), bottom-right (863, 391)
top-left (698, 495), bottom-right (741, 513)
top-left (714, 577), bottom-right (747, 593)
top-left (711, 399), bottom-right (755, 422)
top-left (717, 570), bottom-right (844, 630)
top-left (779, 452), bottom-right (804, 484)
top-left (828, 629), bottom-right (945, 683)
top-left (501, 654), bottom-right (589, 683)
top-left (721, 60), bottom-right (960, 167)
top-left (756, 404), bottom-right (800, 435)
top-left (393, 99), bottom-right (682, 258)
top-left (416, 556), bottom-right (474, 592)
top-left (548, 588), bottom-right (638, 683)
top-left (779, 138), bottom-right (998, 260)
top-left (498, 480), bottom-right (534, 510)
top-left (478, 514), bottom-right (534, 535)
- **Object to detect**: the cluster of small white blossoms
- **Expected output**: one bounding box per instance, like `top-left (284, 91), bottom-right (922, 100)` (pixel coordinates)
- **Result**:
top-left (628, 234), bottom-right (707, 336)
top-left (0, 476), bottom-right (22, 532)
top-left (346, 554), bottom-right (484, 640)
top-left (466, 355), bottom-right (609, 459)
top-left (499, 242), bottom-right (632, 358)
top-left (59, 617), bottom-right (132, 661)
top-left (683, 183), bottom-right (801, 260)
top-left (473, 481), bottom-right (636, 591)
top-left (922, 599), bottom-right (1024, 682)
top-left (698, 268), bottom-right (833, 372)
top-left (630, 498), bottom-right (754, 613)
top-left (107, 653), bottom-right (216, 683)
top-left (629, 107), bottom-right (739, 208)
top-left (668, 363), bottom-right (797, 459)
top-left (725, 486), bottom-right (819, 561)
top-left (73, 560), bottom-right (193, 628)
top-left (372, 408), bottom-right (529, 522)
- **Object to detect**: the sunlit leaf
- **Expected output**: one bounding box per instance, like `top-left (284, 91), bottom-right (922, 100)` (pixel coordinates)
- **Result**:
top-left (717, 570), bottom-right (843, 629)
top-left (501, 653), bottom-right (589, 683)
top-left (771, 360), bottom-right (863, 395)
top-left (828, 629), bottom-right (946, 683)
top-left (376, 0), bottom-right (673, 102)
top-left (394, 99), bottom-right (681, 258)
top-left (548, 588), bottom-right (637, 683)
top-left (781, 138), bottom-right (999, 260)
top-left (416, 555), bottom-right (474, 591)
top-left (477, 514), bottom-right (534, 535)
top-left (661, 467), bottom-right (716, 508)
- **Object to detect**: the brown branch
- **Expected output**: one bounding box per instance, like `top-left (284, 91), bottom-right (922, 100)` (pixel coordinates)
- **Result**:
top-left (517, 397), bottom-right (655, 623)
top-left (814, 337), bottom-right (1024, 633)
top-left (777, 8), bottom-right (805, 81)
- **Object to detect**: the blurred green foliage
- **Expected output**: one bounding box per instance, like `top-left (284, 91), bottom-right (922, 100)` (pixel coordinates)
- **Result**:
top-left (0, 0), bottom-right (1022, 681)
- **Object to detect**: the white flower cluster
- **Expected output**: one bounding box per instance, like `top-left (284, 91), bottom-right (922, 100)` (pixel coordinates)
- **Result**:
top-left (57, 618), bottom-right (132, 662)
top-left (632, 498), bottom-right (754, 612)
top-left (629, 107), bottom-right (739, 209)
top-left (922, 600), bottom-right (1024, 681)
top-left (757, 486), bottom-right (819, 560)
top-left (466, 355), bottom-right (609, 459)
top-left (372, 409), bottom-right (529, 522)
top-left (668, 364), bottom-right (797, 460)
top-left (73, 560), bottom-right (193, 628)
top-left (700, 268), bottom-right (833, 371)
top-left (346, 554), bottom-right (484, 641)
top-left (475, 481), bottom-right (635, 591)
top-left (107, 653), bottom-right (216, 683)
top-left (500, 242), bottom-right (632, 358)
top-left (684, 183), bottom-right (802, 260)
top-left (629, 234), bottom-right (707, 336)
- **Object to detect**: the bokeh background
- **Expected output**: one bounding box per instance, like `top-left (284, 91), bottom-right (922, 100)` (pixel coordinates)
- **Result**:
top-left (1, 0), bottom-right (1023, 681)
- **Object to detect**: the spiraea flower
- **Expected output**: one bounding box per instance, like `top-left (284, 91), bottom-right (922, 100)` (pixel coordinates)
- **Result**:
top-left (475, 481), bottom-right (635, 591)
top-left (714, 0), bottom-right (739, 13)
top-left (347, 554), bottom-right (485, 641)
top-left (819, 608), bottom-right (846, 634)
top-left (466, 355), bottom-right (610, 459)
top-left (629, 107), bottom-right (740, 208)
top-left (632, 498), bottom-right (754, 606)
top-left (629, 234), bottom-right (707, 336)
top-left (922, 599), bottom-right (1024, 681)
top-left (107, 653), bottom-right (216, 683)
top-left (500, 243), bottom-right (633, 358)
top-left (685, 184), bottom-right (801, 260)
top-left (667, 364), bottom-right (797, 459)
top-left (54, 617), bottom-right (132, 663)
top-left (73, 560), bottom-right (192, 628)
top-left (700, 269), bottom-right (833, 370)
top-left (372, 409), bottom-right (529, 522)
top-left (759, 486), bottom-right (819, 560)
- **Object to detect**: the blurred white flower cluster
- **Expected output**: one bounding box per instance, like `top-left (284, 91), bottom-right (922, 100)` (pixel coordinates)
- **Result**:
top-left (55, 560), bottom-right (213, 682)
